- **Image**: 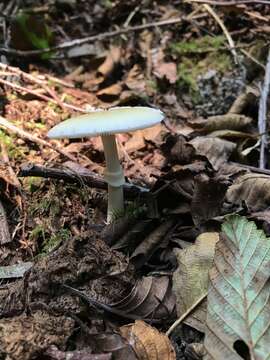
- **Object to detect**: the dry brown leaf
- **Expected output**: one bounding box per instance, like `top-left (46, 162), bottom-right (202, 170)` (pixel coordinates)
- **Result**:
top-left (125, 64), bottom-right (146, 93)
top-left (110, 276), bottom-right (176, 321)
top-left (190, 137), bottom-right (236, 170)
top-left (226, 173), bottom-right (270, 211)
top-left (97, 83), bottom-right (122, 100)
top-left (120, 320), bottom-right (176, 360)
top-left (124, 131), bottom-right (145, 153)
top-left (97, 47), bottom-right (121, 78)
top-left (154, 62), bottom-right (178, 84)
top-left (172, 232), bottom-right (219, 332)
top-left (190, 114), bottom-right (253, 132)
top-left (191, 173), bottom-right (230, 225)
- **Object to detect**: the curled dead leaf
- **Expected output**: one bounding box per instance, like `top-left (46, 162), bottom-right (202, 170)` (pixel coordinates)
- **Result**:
top-left (190, 114), bottom-right (253, 132)
top-left (110, 276), bottom-right (176, 322)
top-left (120, 320), bottom-right (176, 360)
top-left (190, 137), bottom-right (236, 170)
top-left (226, 173), bottom-right (270, 211)
top-left (97, 47), bottom-right (121, 78)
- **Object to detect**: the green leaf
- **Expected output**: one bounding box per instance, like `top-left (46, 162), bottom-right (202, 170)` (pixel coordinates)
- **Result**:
top-left (204, 215), bottom-right (270, 359)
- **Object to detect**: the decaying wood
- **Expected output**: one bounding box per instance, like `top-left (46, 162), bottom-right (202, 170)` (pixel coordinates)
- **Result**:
top-left (0, 200), bottom-right (11, 245)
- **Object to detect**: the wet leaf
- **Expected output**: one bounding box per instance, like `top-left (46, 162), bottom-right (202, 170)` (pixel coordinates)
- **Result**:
top-left (120, 320), bottom-right (176, 360)
top-left (190, 137), bottom-right (236, 170)
top-left (110, 276), bottom-right (176, 322)
top-left (204, 215), bottom-right (270, 359)
top-left (173, 232), bottom-right (219, 332)
top-left (226, 173), bottom-right (270, 211)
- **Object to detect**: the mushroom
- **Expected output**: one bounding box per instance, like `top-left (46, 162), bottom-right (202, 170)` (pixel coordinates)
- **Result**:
top-left (47, 106), bottom-right (164, 222)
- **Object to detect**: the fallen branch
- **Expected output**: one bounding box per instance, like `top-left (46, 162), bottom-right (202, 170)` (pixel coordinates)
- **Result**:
top-left (0, 17), bottom-right (184, 57)
top-left (0, 116), bottom-right (77, 162)
top-left (0, 200), bottom-right (11, 245)
top-left (18, 163), bottom-right (149, 199)
top-left (258, 48), bottom-right (270, 169)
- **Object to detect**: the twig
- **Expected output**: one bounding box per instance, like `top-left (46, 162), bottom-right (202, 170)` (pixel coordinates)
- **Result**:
top-left (258, 49), bottom-right (270, 169)
top-left (186, 0), bottom-right (270, 5)
top-left (18, 163), bottom-right (149, 198)
top-left (0, 17), bottom-right (184, 57)
top-left (203, 4), bottom-right (238, 64)
top-left (0, 116), bottom-right (77, 162)
top-left (0, 77), bottom-right (85, 113)
top-left (166, 292), bottom-right (207, 337)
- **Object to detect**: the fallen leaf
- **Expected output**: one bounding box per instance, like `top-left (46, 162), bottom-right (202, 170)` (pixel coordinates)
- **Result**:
top-left (120, 320), bottom-right (176, 360)
top-left (191, 173), bottom-right (230, 225)
top-left (226, 173), bottom-right (270, 211)
top-left (204, 215), bottom-right (270, 359)
top-left (154, 62), bottom-right (178, 84)
top-left (190, 137), bottom-right (236, 170)
top-left (110, 276), bottom-right (176, 321)
top-left (173, 232), bottom-right (219, 332)
top-left (125, 64), bottom-right (146, 93)
top-left (97, 47), bottom-right (121, 78)
top-left (190, 114), bottom-right (253, 132)
top-left (97, 82), bottom-right (122, 101)
top-left (124, 131), bottom-right (145, 153)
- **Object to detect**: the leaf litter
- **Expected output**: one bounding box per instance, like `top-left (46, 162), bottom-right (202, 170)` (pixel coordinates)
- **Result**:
top-left (0, 1), bottom-right (270, 359)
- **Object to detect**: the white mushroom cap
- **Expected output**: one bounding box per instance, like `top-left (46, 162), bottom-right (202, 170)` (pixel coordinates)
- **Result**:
top-left (47, 106), bottom-right (164, 139)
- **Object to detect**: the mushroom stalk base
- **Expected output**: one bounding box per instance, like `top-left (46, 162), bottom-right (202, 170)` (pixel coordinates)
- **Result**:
top-left (101, 135), bottom-right (125, 222)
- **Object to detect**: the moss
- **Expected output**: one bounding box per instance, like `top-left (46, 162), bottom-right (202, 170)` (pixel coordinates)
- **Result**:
top-left (170, 35), bottom-right (226, 55)
top-left (170, 35), bottom-right (233, 100)
top-left (0, 130), bottom-right (27, 159)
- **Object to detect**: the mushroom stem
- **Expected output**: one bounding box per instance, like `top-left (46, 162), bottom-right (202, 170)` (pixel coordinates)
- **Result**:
top-left (101, 134), bottom-right (125, 222)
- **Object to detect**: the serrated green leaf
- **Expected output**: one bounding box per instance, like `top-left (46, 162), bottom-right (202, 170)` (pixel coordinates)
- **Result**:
top-left (204, 215), bottom-right (270, 359)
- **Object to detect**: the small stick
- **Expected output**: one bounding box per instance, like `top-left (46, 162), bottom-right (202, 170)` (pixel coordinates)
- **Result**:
top-left (203, 4), bottom-right (238, 64)
top-left (19, 163), bottom-right (149, 198)
top-left (0, 17), bottom-right (185, 57)
top-left (258, 49), bottom-right (270, 169)
top-left (0, 77), bottom-right (85, 113)
top-left (166, 292), bottom-right (207, 337)
top-left (0, 200), bottom-right (11, 244)
top-left (0, 116), bottom-right (77, 162)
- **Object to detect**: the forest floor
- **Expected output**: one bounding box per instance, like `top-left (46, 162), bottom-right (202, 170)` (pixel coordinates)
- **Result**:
top-left (0, 1), bottom-right (270, 359)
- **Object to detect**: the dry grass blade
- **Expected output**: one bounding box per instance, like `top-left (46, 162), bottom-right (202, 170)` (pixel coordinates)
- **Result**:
top-left (204, 215), bottom-right (270, 359)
